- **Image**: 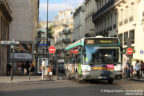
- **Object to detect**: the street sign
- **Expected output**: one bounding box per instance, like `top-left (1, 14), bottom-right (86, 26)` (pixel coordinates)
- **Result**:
top-left (37, 44), bottom-right (48, 46)
top-left (49, 46), bottom-right (56, 54)
top-left (72, 50), bottom-right (78, 54)
top-left (0, 41), bottom-right (19, 45)
top-left (140, 50), bottom-right (144, 54)
top-left (126, 48), bottom-right (133, 55)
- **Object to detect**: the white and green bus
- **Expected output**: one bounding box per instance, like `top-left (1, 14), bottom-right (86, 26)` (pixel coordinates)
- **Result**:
top-left (64, 36), bottom-right (122, 83)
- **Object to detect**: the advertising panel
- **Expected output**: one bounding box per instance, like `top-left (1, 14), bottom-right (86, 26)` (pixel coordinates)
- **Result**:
top-left (10, 41), bottom-right (33, 61)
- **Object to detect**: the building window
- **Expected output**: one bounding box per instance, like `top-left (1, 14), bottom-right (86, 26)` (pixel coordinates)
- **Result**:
top-left (124, 31), bottom-right (128, 45)
top-left (124, 18), bottom-right (128, 24)
top-left (113, 24), bottom-right (116, 29)
top-left (129, 16), bottom-right (133, 22)
top-left (129, 29), bottom-right (135, 44)
top-left (119, 21), bottom-right (123, 26)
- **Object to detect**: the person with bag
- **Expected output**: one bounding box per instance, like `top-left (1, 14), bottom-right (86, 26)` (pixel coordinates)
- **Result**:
top-left (135, 60), bottom-right (141, 79)
top-left (41, 59), bottom-right (46, 80)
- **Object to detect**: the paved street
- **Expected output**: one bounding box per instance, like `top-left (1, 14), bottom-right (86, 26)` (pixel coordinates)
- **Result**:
top-left (0, 76), bottom-right (144, 96)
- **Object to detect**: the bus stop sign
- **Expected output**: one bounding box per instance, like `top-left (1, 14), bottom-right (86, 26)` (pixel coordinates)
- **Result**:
top-left (126, 48), bottom-right (133, 55)
top-left (49, 46), bottom-right (56, 54)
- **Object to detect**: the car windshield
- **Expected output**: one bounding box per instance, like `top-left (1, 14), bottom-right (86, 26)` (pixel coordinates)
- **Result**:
top-left (85, 46), bottom-right (121, 65)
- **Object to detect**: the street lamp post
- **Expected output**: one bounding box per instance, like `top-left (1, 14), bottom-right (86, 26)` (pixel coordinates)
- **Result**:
top-left (46, 0), bottom-right (49, 55)
top-left (10, 39), bottom-right (15, 81)
top-left (10, 44), bottom-right (14, 81)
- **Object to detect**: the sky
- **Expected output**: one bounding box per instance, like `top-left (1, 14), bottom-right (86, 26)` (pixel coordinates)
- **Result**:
top-left (39, 0), bottom-right (84, 21)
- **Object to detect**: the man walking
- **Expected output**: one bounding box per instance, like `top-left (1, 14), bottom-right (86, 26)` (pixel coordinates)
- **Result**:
top-left (41, 59), bottom-right (46, 80)
top-left (25, 61), bottom-right (30, 75)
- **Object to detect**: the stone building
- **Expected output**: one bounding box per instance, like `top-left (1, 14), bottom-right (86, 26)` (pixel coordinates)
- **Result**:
top-left (73, 5), bottom-right (85, 41)
top-left (117, 0), bottom-right (144, 64)
top-left (0, 0), bottom-right (12, 75)
top-left (53, 9), bottom-right (73, 52)
top-left (84, 0), bottom-right (97, 36)
top-left (5, 0), bottom-right (39, 75)
top-left (92, 0), bottom-right (122, 37)
top-left (7, 0), bottom-right (39, 42)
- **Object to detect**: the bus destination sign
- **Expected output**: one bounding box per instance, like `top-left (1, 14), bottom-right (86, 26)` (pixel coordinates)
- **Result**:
top-left (85, 38), bottom-right (118, 45)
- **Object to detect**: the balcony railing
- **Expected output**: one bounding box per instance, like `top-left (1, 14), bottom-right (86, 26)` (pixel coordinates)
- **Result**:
top-left (92, 0), bottom-right (119, 22)
top-left (62, 39), bottom-right (70, 43)
top-left (63, 28), bottom-right (71, 34)
top-left (63, 30), bottom-right (71, 34)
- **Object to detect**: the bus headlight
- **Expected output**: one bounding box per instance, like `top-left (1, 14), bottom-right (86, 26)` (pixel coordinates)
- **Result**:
top-left (114, 64), bottom-right (122, 71)
top-left (81, 65), bottom-right (91, 71)
top-left (82, 71), bottom-right (89, 75)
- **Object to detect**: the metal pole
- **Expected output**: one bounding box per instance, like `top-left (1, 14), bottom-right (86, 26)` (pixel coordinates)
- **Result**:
top-left (46, 0), bottom-right (49, 54)
top-left (56, 56), bottom-right (59, 80)
top-left (11, 44), bottom-right (14, 81)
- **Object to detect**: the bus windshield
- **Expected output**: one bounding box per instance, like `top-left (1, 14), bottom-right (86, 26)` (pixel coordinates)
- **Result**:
top-left (85, 46), bottom-right (121, 65)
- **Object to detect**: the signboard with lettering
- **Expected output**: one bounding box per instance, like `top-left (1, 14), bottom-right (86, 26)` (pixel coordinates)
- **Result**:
top-left (0, 41), bottom-right (19, 45)
top-left (9, 41), bottom-right (33, 61)
top-left (126, 48), bottom-right (133, 55)
top-left (84, 38), bottom-right (118, 45)
top-left (49, 46), bottom-right (56, 54)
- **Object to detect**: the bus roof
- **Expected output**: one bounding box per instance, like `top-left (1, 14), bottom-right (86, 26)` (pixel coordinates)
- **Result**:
top-left (65, 38), bottom-right (85, 51)
top-left (65, 37), bottom-right (120, 51)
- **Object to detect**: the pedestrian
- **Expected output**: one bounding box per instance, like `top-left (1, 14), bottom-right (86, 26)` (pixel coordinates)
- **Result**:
top-left (48, 66), bottom-right (53, 80)
top-left (30, 64), bottom-right (35, 73)
top-left (7, 63), bottom-right (11, 75)
top-left (41, 59), bottom-right (46, 80)
top-left (21, 62), bottom-right (25, 76)
top-left (141, 61), bottom-right (144, 78)
top-left (127, 62), bottom-right (131, 78)
top-left (130, 65), bottom-right (133, 79)
top-left (25, 61), bottom-right (30, 75)
top-left (124, 63), bottom-right (128, 78)
top-left (135, 60), bottom-right (141, 79)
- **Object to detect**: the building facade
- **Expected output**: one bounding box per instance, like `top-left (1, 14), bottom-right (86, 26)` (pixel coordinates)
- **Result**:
top-left (7, 0), bottom-right (39, 42)
top-left (6, 0), bottom-right (39, 75)
top-left (92, 0), bottom-right (123, 37)
top-left (73, 5), bottom-right (85, 41)
top-left (84, 0), bottom-right (97, 36)
top-left (117, 0), bottom-right (144, 64)
top-left (0, 0), bottom-right (12, 75)
top-left (53, 9), bottom-right (73, 53)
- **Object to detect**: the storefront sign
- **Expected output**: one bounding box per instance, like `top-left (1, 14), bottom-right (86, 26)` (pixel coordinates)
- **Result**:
top-left (140, 50), bottom-right (144, 54)
top-left (10, 53), bottom-right (33, 60)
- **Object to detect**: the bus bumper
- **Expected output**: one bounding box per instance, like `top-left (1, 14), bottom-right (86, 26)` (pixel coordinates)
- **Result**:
top-left (114, 71), bottom-right (122, 79)
top-left (80, 70), bottom-right (115, 80)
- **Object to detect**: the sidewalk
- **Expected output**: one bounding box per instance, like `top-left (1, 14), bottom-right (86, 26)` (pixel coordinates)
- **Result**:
top-left (0, 76), bottom-right (60, 83)
top-left (123, 77), bottom-right (144, 82)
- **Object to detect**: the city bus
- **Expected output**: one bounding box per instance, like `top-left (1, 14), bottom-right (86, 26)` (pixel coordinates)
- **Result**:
top-left (64, 36), bottom-right (122, 83)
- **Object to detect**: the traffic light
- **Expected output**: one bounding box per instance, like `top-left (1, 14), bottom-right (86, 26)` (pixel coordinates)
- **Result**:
top-left (47, 40), bottom-right (50, 46)
top-left (48, 33), bottom-right (53, 38)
